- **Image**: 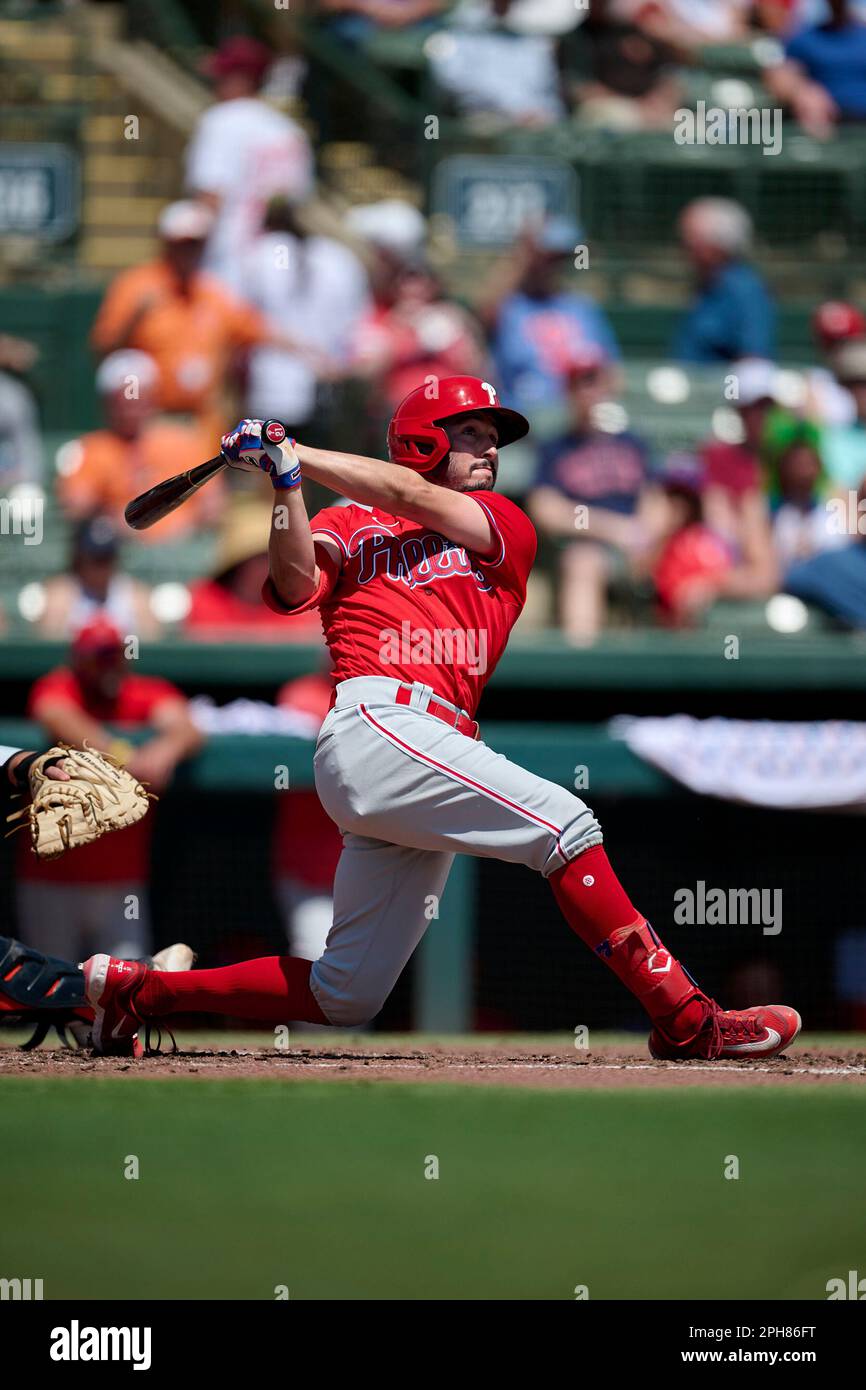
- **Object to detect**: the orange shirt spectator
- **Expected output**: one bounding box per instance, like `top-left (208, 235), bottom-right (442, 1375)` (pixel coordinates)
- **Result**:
top-left (56, 350), bottom-right (222, 544)
top-left (90, 201), bottom-right (269, 430)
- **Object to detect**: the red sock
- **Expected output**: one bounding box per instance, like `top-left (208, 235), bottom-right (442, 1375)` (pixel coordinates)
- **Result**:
top-left (549, 846), bottom-right (706, 1037)
top-left (136, 956), bottom-right (329, 1026)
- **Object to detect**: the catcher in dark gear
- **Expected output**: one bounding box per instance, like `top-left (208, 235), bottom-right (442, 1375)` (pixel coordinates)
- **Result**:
top-left (0, 935), bottom-right (195, 1052)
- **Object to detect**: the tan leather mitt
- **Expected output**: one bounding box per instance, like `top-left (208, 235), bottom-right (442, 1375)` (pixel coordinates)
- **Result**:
top-left (6, 745), bottom-right (154, 860)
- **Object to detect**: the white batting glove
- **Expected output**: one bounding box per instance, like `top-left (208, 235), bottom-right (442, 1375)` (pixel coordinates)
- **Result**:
top-left (220, 420), bottom-right (301, 490)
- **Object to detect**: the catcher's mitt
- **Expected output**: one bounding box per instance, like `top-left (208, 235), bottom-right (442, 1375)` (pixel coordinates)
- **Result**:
top-left (5, 744), bottom-right (154, 859)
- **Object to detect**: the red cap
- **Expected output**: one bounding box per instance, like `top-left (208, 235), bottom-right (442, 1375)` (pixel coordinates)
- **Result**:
top-left (565, 346), bottom-right (608, 383)
top-left (387, 376), bottom-right (529, 473)
top-left (72, 616), bottom-right (123, 657)
top-left (813, 301), bottom-right (866, 350)
top-left (203, 36), bottom-right (272, 84)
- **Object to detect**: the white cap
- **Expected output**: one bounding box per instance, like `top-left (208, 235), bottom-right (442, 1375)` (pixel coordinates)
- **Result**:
top-left (157, 199), bottom-right (214, 242)
top-left (96, 350), bottom-right (159, 395)
top-left (346, 199), bottom-right (426, 257)
top-left (732, 358), bottom-right (777, 408)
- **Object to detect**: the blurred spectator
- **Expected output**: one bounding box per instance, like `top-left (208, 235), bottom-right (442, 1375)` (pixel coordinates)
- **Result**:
top-left (763, 0), bottom-right (866, 138)
top-left (804, 300), bottom-right (862, 425)
top-left (754, 0), bottom-right (802, 33)
top-left (648, 456), bottom-right (736, 624)
top-left (346, 199), bottom-right (427, 282)
top-left (822, 339), bottom-right (866, 488)
top-left (672, 200), bottom-right (776, 363)
top-left (528, 349), bottom-right (656, 641)
top-left (428, 0), bottom-right (568, 127)
top-left (561, 0), bottom-right (683, 130)
top-left (784, 474), bottom-right (866, 626)
top-left (635, 0), bottom-right (751, 46)
top-left (0, 333), bottom-right (42, 488)
top-left (481, 219), bottom-right (620, 415)
top-left (240, 196), bottom-right (369, 432)
top-left (17, 617), bottom-right (202, 962)
top-left (37, 515), bottom-right (160, 641)
top-left (320, 0), bottom-right (446, 42)
top-left (56, 351), bottom-right (222, 544)
top-left (90, 202), bottom-right (274, 438)
top-left (185, 36), bottom-right (314, 291)
top-left (700, 359), bottom-right (776, 552)
top-left (764, 415), bottom-right (846, 571)
top-left (353, 259), bottom-right (487, 411)
top-left (272, 668), bottom-right (342, 976)
top-left (648, 448), bottom-right (778, 622)
top-left (185, 501), bottom-right (322, 640)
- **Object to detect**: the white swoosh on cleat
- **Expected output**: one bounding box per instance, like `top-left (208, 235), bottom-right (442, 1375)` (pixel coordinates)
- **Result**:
top-left (724, 1028), bottom-right (782, 1054)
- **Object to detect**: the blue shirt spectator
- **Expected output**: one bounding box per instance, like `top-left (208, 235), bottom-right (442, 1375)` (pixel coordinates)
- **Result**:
top-left (527, 351), bottom-right (652, 643)
top-left (785, 541), bottom-right (866, 628)
top-left (536, 427), bottom-right (649, 515)
top-left (481, 218), bottom-right (620, 415)
top-left (672, 199), bottom-right (776, 364)
top-left (786, 8), bottom-right (866, 119)
top-left (672, 262), bottom-right (776, 364)
top-left (493, 292), bottom-right (620, 411)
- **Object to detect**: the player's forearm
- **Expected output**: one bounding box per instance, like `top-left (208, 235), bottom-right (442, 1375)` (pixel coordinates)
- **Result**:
top-left (268, 485), bottom-right (319, 606)
top-left (143, 721), bottom-right (203, 764)
top-left (529, 487), bottom-right (586, 539)
top-left (33, 702), bottom-right (110, 752)
top-left (296, 443), bottom-right (424, 514)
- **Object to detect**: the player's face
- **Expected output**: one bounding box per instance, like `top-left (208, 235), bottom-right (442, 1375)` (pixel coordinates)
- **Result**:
top-left (436, 414), bottom-right (500, 493)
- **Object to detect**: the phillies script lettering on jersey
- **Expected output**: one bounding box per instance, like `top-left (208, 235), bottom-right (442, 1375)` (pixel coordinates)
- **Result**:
top-left (263, 491), bottom-right (537, 717)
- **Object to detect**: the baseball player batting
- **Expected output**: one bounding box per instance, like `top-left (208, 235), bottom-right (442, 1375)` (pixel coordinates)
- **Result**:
top-left (83, 376), bottom-right (800, 1060)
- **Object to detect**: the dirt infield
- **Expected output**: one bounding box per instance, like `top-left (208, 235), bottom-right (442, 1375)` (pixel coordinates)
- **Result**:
top-left (2, 1037), bottom-right (865, 1087)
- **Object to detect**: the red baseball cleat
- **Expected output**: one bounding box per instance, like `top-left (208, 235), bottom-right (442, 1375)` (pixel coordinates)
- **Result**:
top-left (649, 995), bottom-right (802, 1060)
top-left (82, 954), bottom-right (148, 1056)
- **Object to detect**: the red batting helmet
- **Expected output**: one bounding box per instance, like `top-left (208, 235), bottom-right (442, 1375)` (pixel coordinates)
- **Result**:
top-left (387, 376), bottom-right (530, 473)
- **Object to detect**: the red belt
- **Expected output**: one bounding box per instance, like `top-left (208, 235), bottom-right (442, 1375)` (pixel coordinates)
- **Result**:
top-left (394, 684), bottom-right (479, 740)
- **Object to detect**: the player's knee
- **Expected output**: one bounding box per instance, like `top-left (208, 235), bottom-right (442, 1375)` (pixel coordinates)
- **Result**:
top-left (335, 1000), bottom-right (382, 1028)
top-left (318, 992), bottom-right (383, 1028)
top-left (544, 800), bottom-right (603, 876)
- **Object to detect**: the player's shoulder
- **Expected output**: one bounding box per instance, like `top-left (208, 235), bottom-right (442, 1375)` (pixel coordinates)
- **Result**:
top-left (470, 490), bottom-right (538, 562)
top-left (311, 500), bottom-right (393, 537)
top-left (123, 673), bottom-right (183, 706)
top-left (471, 490), bottom-right (534, 528)
top-left (30, 666), bottom-right (78, 702)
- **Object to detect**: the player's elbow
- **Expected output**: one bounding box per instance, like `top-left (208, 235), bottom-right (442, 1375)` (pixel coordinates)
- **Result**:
top-left (270, 571), bottom-right (317, 609)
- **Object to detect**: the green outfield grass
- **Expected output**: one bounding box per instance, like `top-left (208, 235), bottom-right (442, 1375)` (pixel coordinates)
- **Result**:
top-left (1, 1077), bottom-right (864, 1300)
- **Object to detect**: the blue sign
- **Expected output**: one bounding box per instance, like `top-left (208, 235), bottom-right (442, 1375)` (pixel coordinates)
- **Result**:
top-left (432, 156), bottom-right (578, 248)
top-left (0, 143), bottom-right (79, 241)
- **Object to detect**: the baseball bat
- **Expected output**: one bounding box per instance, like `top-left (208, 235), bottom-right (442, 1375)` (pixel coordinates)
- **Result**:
top-left (124, 421), bottom-right (288, 531)
top-left (124, 455), bottom-right (227, 531)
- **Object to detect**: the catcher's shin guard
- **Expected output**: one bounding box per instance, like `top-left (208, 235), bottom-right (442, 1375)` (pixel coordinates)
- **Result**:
top-left (0, 936), bottom-right (93, 1049)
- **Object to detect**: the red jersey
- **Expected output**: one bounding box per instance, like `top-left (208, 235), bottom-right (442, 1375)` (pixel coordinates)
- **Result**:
top-left (185, 578), bottom-right (322, 640)
top-left (263, 491), bottom-right (537, 718)
top-left (20, 669), bottom-right (181, 884)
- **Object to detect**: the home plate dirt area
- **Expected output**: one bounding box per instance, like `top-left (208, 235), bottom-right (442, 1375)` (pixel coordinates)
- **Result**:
top-left (1, 1034), bottom-right (865, 1087)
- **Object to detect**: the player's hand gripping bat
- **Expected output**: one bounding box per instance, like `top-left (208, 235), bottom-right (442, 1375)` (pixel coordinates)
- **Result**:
top-left (123, 421), bottom-right (287, 531)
